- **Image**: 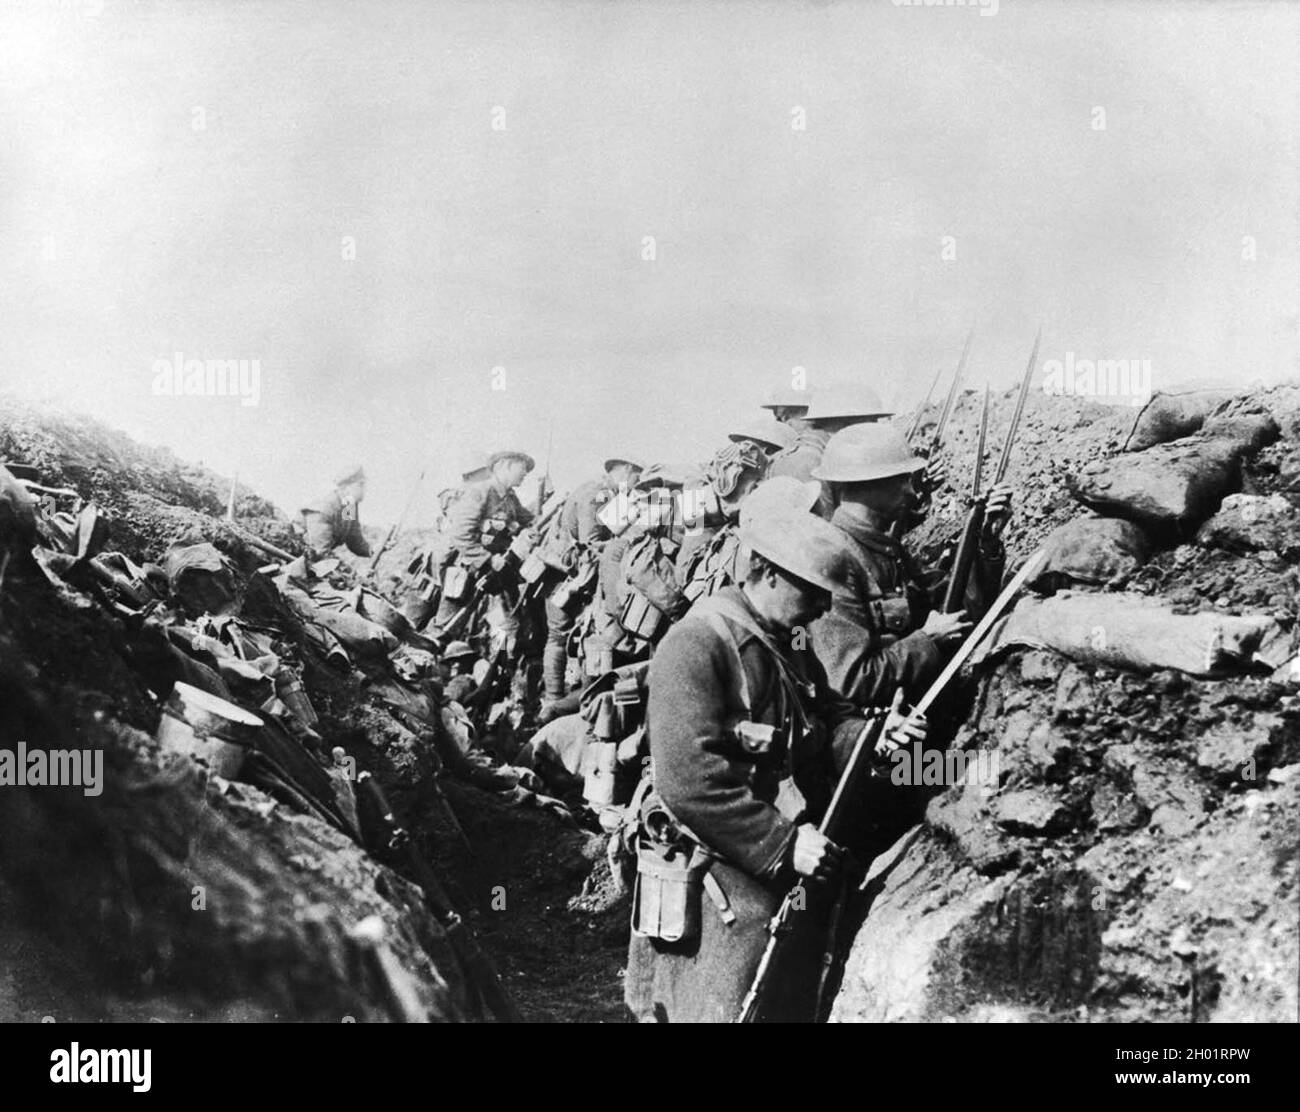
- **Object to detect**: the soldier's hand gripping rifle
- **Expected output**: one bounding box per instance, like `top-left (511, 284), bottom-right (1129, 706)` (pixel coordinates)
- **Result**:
top-left (737, 546), bottom-right (1049, 1023)
top-left (940, 328), bottom-right (1041, 615)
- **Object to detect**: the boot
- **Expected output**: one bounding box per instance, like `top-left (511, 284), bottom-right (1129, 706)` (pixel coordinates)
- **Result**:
top-left (539, 643), bottom-right (568, 722)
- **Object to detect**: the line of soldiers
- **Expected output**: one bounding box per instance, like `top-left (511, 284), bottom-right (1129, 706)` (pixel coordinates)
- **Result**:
top-left (298, 380), bottom-right (1014, 1023)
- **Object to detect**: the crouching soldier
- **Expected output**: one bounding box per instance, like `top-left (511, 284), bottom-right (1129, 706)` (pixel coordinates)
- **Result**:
top-left (809, 423), bottom-right (1011, 708)
top-left (432, 450), bottom-right (536, 648)
top-left (622, 503), bottom-right (921, 1023)
top-left (301, 465), bottom-right (372, 559)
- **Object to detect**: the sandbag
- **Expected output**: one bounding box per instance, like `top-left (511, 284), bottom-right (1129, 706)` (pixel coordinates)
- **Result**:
top-left (1034, 516), bottom-right (1150, 589)
top-left (973, 592), bottom-right (1289, 678)
top-left (1070, 435), bottom-right (1244, 530)
top-left (1201, 409), bottom-right (1280, 455)
top-left (1197, 493), bottom-right (1300, 557)
top-left (1123, 390), bottom-right (1234, 452)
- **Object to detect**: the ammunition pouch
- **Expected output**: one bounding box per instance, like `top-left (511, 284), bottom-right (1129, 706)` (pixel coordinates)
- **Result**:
top-left (519, 550), bottom-right (549, 585)
top-left (480, 516), bottom-right (518, 554)
top-left (619, 588), bottom-right (668, 644)
top-left (631, 840), bottom-right (712, 943)
top-left (872, 593), bottom-right (913, 637)
top-left (628, 785), bottom-right (735, 942)
top-left (442, 564), bottom-right (472, 602)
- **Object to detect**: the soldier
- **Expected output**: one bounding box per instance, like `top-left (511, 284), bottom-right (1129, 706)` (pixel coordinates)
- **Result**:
top-left (539, 455), bottom-right (645, 718)
top-left (300, 464), bottom-right (372, 559)
top-left (401, 457), bottom-right (496, 631)
top-left (759, 385), bottom-right (812, 430)
top-left (584, 464), bottom-right (684, 676)
top-left (768, 383), bottom-right (894, 518)
top-left (437, 457), bottom-right (492, 529)
top-left (673, 440), bottom-right (768, 605)
top-left (808, 422), bottom-right (1011, 708)
top-left (432, 450), bottom-right (537, 647)
top-left (727, 415), bottom-right (796, 460)
top-left (623, 503), bottom-right (923, 1023)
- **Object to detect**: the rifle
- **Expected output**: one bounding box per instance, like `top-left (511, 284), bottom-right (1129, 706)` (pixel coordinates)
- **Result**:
top-left (905, 365), bottom-right (945, 445)
top-left (538, 419), bottom-right (555, 516)
top-left (737, 547), bottom-right (1049, 1023)
top-left (940, 329), bottom-right (1040, 614)
top-left (940, 384), bottom-right (990, 613)
top-left (369, 468), bottom-right (427, 575)
top-left (357, 772), bottom-right (523, 1022)
top-left (890, 328), bottom-right (974, 541)
top-left (924, 326), bottom-right (974, 459)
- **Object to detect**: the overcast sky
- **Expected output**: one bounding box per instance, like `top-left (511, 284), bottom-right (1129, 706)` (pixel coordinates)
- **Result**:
top-left (1, 0), bottom-right (1296, 525)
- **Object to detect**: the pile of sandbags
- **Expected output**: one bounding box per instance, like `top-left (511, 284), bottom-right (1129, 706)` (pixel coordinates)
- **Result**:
top-left (1070, 409), bottom-right (1279, 531)
top-left (1032, 516), bottom-right (1151, 589)
top-left (1123, 389), bottom-right (1234, 451)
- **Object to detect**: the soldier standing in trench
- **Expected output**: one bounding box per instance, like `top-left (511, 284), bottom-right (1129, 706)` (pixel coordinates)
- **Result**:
top-left (807, 422), bottom-right (1012, 710)
top-left (432, 450), bottom-right (537, 650)
top-left (538, 454), bottom-right (645, 720)
top-left (623, 503), bottom-right (925, 1023)
top-left (768, 384), bottom-right (895, 518)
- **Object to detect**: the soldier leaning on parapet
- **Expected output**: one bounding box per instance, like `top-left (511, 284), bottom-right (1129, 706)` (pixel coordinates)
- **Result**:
top-left (767, 383), bottom-right (894, 518)
top-left (808, 423), bottom-right (1012, 708)
top-left (431, 450), bottom-right (537, 647)
top-left (622, 502), bottom-right (926, 1023)
top-left (300, 464), bottom-right (372, 559)
top-left (538, 454), bottom-right (645, 720)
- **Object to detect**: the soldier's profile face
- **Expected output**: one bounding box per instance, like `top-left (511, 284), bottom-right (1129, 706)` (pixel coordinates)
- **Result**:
top-left (768, 566), bottom-right (832, 629)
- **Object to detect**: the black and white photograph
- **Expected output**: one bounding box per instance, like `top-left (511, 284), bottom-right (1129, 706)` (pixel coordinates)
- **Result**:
top-left (0, 0), bottom-right (1296, 1073)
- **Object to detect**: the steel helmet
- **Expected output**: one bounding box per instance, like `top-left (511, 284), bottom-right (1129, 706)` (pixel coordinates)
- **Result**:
top-left (759, 385), bottom-right (812, 413)
top-left (441, 640), bottom-right (477, 662)
top-left (487, 450), bottom-right (536, 472)
top-left (803, 382), bottom-right (893, 422)
top-left (604, 454), bottom-right (647, 473)
top-left (740, 507), bottom-right (849, 595)
top-left (634, 462), bottom-right (686, 490)
top-left (728, 417), bottom-right (796, 454)
top-left (741, 476), bottom-right (821, 526)
top-left (810, 423), bottom-right (926, 484)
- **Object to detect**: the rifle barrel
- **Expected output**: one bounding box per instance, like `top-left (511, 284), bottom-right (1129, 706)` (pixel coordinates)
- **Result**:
top-left (992, 328), bottom-right (1041, 487)
top-left (971, 384), bottom-right (990, 499)
top-left (928, 326), bottom-right (975, 457)
top-left (905, 364), bottom-right (945, 444)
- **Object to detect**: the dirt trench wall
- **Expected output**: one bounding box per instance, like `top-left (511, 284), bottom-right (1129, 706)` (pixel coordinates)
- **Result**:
top-left (831, 650), bottom-right (1300, 1023)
